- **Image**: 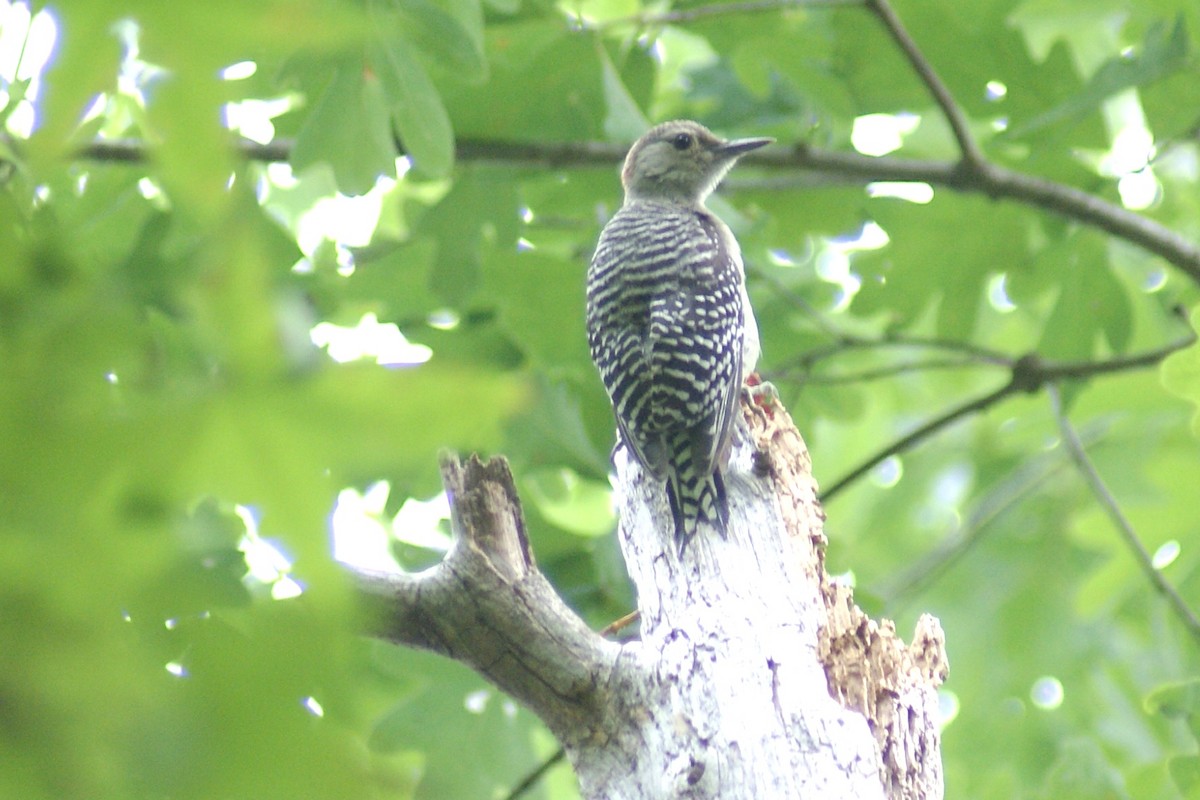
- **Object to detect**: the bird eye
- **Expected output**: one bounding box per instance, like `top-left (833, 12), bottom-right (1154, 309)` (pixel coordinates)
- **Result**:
top-left (671, 133), bottom-right (693, 150)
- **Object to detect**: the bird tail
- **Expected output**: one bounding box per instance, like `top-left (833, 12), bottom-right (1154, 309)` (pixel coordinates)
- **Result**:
top-left (665, 442), bottom-right (729, 554)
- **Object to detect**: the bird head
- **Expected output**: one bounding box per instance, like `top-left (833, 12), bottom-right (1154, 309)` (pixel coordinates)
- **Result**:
top-left (620, 120), bottom-right (772, 205)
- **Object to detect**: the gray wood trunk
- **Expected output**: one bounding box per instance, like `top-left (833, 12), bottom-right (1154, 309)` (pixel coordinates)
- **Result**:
top-left (355, 398), bottom-right (947, 799)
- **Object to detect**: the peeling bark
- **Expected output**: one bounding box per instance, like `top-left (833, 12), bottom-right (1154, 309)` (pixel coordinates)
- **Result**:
top-left (820, 588), bottom-right (948, 800)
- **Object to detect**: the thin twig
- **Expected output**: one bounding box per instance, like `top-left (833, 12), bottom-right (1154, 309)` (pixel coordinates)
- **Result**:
top-left (786, 334), bottom-right (1012, 373)
top-left (778, 356), bottom-right (988, 385)
top-left (588, 0), bottom-right (863, 29)
top-left (598, 610), bottom-right (641, 637)
top-left (503, 748), bottom-right (567, 800)
top-left (865, 0), bottom-right (984, 168)
top-left (758, 146), bottom-right (1200, 288)
top-left (878, 444), bottom-right (1072, 615)
top-left (1040, 332), bottom-right (1197, 380)
top-left (819, 336), bottom-right (1195, 501)
top-left (1149, 115), bottom-right (1200, 167)
top-left (775, 330), bottom-right (1194, 410)
top-left (1048, 384), bottom-right (1200, 643)
top-left (749, 267), bottom-right (847, 342)
top-left (819, 380), bottom-right (1014, 502)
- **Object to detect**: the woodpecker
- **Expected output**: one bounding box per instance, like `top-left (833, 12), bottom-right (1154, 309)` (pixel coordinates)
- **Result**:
top-left (586, 120), bottom-right (771, 552)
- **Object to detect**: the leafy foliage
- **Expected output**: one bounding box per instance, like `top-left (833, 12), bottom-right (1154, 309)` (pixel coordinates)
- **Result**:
top-left (2, 0), bottom-right (1199, 798)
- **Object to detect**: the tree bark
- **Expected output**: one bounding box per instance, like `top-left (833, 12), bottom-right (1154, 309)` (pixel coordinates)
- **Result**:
top-left (354, 396), bottom-right (948, 799)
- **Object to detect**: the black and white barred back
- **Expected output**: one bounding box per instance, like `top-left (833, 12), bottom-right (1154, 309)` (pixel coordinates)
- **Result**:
top-left (586, 198), bottom-right (745, 551)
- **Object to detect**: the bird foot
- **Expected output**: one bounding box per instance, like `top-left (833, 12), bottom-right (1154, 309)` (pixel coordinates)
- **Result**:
top-left (742, 372), bottom-right (779, 416)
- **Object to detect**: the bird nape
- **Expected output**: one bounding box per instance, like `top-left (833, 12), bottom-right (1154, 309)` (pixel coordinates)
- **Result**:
top-left (586, 120), bottom-right (772, 554)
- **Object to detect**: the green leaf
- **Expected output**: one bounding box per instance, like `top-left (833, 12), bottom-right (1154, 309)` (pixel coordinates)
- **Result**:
top-left (486, 249), bottom-right (590, 374)
top-left (292, 61), bottom-right (398, 195)
top-left (1168, 755), bottom-right (1200, 799)
top-left (1162, 305), bottom-right (1200, 437)
top-left (853, 194), bottom-right (1029, 338)
top-left (505, 378), bottom-right (612, 479)
top-left (598, 45), bottom-right (649, 142)
top-left (481, 0), bottom-right (519, 13)
top-left (386, 0), bottom-right (487, 83)
top-left (441, 20), bottom-right (606, 140)
top-left (1005, 15), bottom-right (1190, 139)
top-left (171, 363), bottom-right (530, 496)
top-left (369, 34), bottom-right (455, 178)
top-left (685, 59), bottom-right (808, 132)
top-left (524, 467), bottom-right (616, 537)
top-left (0, 77), bottom-right (31, 127)
top-left (1038, 738), bottom-right (1133, 800)
top-left (1145, 677), bottom-right (1200, 740)
top-left (1035, 232), bottom-right (1132, 360)
top-left (416, 169), bottom-right (519, 304)
top-left (367, 646), bottom-right (549, 800)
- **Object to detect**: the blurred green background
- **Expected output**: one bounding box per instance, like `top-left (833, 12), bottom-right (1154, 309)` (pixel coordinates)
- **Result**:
top-left (2, 0), bottom-right (1199, 797)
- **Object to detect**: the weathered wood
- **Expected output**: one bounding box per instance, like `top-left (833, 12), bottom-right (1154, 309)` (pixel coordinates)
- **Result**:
top-left (587, 396), bottom-right (946, 798)
top-left (354, 398), bottom-right (948, 799)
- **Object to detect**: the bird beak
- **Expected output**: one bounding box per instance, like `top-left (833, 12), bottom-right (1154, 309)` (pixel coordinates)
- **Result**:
top-left (716, 137), bottom-right (773, 157)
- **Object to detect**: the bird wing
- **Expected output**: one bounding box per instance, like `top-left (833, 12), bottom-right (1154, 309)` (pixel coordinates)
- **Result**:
top-left (586, 209), bottom-right (669, 478)
top-left (586, 205), bottom-right (745, 480)
top-left (638, 211), bottom-right (744, 476)
top-left (692, 211), bottom-right (745, 474)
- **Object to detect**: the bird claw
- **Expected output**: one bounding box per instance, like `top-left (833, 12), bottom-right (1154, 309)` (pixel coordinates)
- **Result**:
top-left (742, 373), bottom-right (779, 415)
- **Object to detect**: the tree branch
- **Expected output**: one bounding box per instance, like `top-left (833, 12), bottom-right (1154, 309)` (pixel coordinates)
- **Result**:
top-left (874, 421), bottom-right (1107, 615)
top-left (1048, 385), bottom-right (1200, 643)
top-left (352, 454), bottom-right (621, 741)
top-left (857, 0), bottom-right (1200, 283)
top-left (819, 379), bottom-right (1016, 503)
top-left (503, 747), bottom-right (567, 800)
top-left (771, 145), bottom-right (1200, 285)
top-left (784, 356), bottom-right (990, 385)
top-left (865, 0), bottom-right (984, 168)
top-left (68, 135), bottom-right (1200, 286)
top-left (772, 333), bottom-right (1012, 381)
top-left (608, 396), bottom-right (945, 799)
top-left (353, 403), bottom-right (945, 798)
top-left (819, 336), bottom-right (1196, 502)
top-left (587, 0), bottom-right (863, 29)
top-left (1038, 331), bottom-right (1197, 380)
